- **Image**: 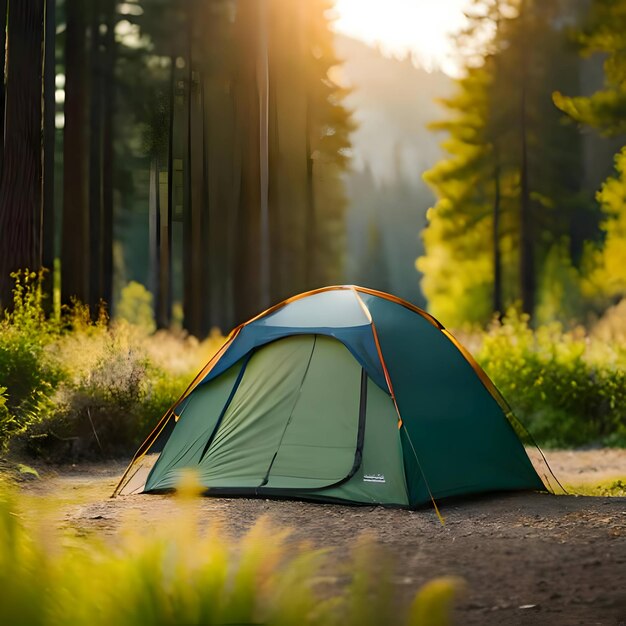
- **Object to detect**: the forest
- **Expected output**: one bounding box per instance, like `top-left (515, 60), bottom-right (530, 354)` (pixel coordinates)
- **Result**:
top-left (0, 0), bottom-right (623, 450)
top-left (1, 0), bottom-right (625, 329)
top-left (0, 0), bottom-right (352, 335)
top-left (0, 0), bottom-right (624, 453)
top-left (0, 2), bottom-right (625, 625)
top-left (422, 0), bottom-right (626, 328)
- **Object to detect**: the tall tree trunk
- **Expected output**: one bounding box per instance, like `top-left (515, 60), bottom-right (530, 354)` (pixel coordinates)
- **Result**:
top-left (88, 0), bottom-right (103, 315)
top-left (101, 0), bottom-right (116, 313)
top-left (304, 99), bottom-right (316, 288)
top-left (182, 8), bottom-right (196, 333)
top-left (157, 53), bottom-right (176, 329)
top-left (188, 69), bottom-right (204, 337)
top-left (519, 4), bottom-right (534, 318)
top-left (0, 0), bottom-right (45, 308)
top-left (492, 148), bottom-right (502, 317)
top-left (62, 0), bottom-right (89, 305)
top-left (233, 0), bottom-right (262, 324)
top-left (267, 66), bottom-right (282, 302)
top-left (206, 51), bottom-right (237, 331)
top-left (149, 156), bottom-right (160, 319)
top-left (201, 78), bottom-right (212, 333)
top-left (42, 0), bottom-right (57, 311)
top-left (0, 0), bottom-right (9, 175)
top-left (258, 0), bottom-right (270, 309)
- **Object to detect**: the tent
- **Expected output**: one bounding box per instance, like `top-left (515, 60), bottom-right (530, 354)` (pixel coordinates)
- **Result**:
top-left (115, 286), bottom-right (547, 508)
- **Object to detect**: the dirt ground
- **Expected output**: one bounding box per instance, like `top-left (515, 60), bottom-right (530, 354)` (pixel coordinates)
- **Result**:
top-left (15, 449), bottom-right (626, 626)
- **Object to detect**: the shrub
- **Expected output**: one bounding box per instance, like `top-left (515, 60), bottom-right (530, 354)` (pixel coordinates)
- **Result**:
top-left (115, 281), bottom-right (156, 333)
top-left (0, 271), bottom-right (223, 459)
top-left (0, 486), bottom-right (462, 626)
top-left (0, 271), bottom-right (63, 452)
top-left (475, 310), bottom-right (626, 447)
top-left (26, 322), bottom-right (198, 458)
top-left (0, 388), bottom-right (9, 437)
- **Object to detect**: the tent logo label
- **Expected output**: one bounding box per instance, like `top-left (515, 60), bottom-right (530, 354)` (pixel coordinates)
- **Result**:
top-left (363, 474), bottom-right (386, 483)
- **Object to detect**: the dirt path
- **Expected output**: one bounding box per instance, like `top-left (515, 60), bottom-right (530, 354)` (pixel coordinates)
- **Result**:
top-left (16, 450), bottom-right (626, 626)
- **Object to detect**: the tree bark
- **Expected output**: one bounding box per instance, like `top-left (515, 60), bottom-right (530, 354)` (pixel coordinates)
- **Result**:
top-left (201, 78), bottom-right (212, 334)
top-left (304, 98), bottom-right (316, 288)
top-left (101, 0), bottom-right (116, 313)
top-left (0, 0), bottom-right (45, 308)
top-left (188, 69), bottom-right (204, 337)
top-left (0, 0), bottom-right (9, 174)
top-left (157, 53), bottom-right (176, 329)
top-left (182, 8), bottom-right (196, 333)
top-left (88, 0), bottom-right (103, 316)
top-left (149, 156), bottom-right (160, 319)
top-left (519, 3), bottom-right (534, 318)
top-left (233, 0), bottom-right (262, 325)
top-left (61, 0), bottom-right (89, 305)
top-left (42, 0), bottom-right (57, 311)
top-left (258, 0), bottom-right (270, 309)
top-left (493, 148), bottom-right (502, 318)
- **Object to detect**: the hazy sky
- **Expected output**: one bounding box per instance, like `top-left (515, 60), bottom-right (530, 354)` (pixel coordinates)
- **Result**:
top-left (332, 0), bottom-right (470, 76)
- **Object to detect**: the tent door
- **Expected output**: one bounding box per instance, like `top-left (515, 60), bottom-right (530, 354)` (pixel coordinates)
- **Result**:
top-left (196, 335), bottom-right (365, 490)
top-left (259, 367), bottom-right (367, 491)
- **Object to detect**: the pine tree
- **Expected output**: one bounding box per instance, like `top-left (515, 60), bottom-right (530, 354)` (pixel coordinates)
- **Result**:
top-left (421, 0), bottom-right (593, 325)
top-left (554, 0), bottom-right (626, 302)
top-left (553, 0), bottom-right (626, 135)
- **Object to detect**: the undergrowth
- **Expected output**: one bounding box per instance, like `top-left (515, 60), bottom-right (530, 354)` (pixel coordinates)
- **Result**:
top-left (0, 271), bottom-right (625, 457)
top-left (0, 271), bottom-right (223, 458)
top-left (0, 484), bottom-right (462, 626)
top-left (471, 309), bottom-right (626, 448)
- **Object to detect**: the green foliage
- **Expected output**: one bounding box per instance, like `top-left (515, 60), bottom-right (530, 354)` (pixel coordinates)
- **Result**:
top-left (0, 388), bottom-right (8, 437)
top-left (0, 487), bottom-right (461, 626)
top-left (0, 272), bottom-right (223, 459)
top-left (475, 310), bottom-right (626, 447)
top-left (26, 322), bottom-right (220, 458)
top-left (586, 147), bottom-right (626, 299)
top-left (535, 242), bottom-right (586, 325)
top-left (0, 272), bottom-right (63, 451)
top-left (115, 281), bottom-right (157, 333)
top-left (553, 0), bottom-right (626, 307)
top-left (422, 0), bottom-right (598, 325)
top-left (553, 0), bottom-right (626, 136)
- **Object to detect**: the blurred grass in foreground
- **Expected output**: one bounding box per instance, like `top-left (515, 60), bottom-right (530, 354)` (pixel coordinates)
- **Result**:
top-left (0, 484), bottom-right (463, 626)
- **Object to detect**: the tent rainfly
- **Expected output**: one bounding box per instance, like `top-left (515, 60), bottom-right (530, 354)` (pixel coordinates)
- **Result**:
top-left (114, 286), bottom-right (550, 509)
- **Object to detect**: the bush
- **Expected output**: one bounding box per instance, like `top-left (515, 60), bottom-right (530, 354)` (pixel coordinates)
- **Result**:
top-left (0, 485), bottom-right (462, 626)
top-left (25, 321), bottom-right (211, 459)
top-left (475, 310), bottom-right (626, 447)
top-left (2, 270), bottom-right (625, 457)
top-left (0, 388), bottom-right (8, 436)
top-left (0, 271), bottom-right (63, 452)
top-left (115, 281), bottom-right (157, 333)
top-left (0, 272), bottom-right (223, 459)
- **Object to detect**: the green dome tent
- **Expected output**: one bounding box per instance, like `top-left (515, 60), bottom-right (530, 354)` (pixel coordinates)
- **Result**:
top-left (115, 286), bottom-right (548, 509)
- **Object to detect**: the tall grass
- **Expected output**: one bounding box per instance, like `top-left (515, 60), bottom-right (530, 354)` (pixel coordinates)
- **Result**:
top-left (0, 485), bottom-right (461, 626)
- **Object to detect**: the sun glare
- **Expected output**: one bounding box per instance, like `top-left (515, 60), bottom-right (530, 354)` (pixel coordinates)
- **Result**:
top-left (331, 0), bottom-right (469, 76)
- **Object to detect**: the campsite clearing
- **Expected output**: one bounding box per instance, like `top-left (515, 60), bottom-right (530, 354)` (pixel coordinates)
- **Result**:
top-left (13, 449), bottom-right (626, 626)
